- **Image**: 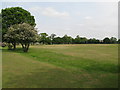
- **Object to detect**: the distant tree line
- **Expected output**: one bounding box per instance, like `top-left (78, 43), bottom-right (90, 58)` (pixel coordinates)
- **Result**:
top-left (38, 33), bottom-right (120, 44)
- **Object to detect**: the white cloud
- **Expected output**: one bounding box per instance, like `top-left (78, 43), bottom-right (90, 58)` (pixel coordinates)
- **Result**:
top-left (76, 24), bottom-right (84, 26)
top-left (28, 7), bottom-right (70, 18)
top-left (41, 7), bottom-right (70, 18)
top-left (28, 6), bottom-right (42, 16)
top-left (84, 16), bottom-right (92, 20)
top-left (29, 7), bottom-right (42, 11)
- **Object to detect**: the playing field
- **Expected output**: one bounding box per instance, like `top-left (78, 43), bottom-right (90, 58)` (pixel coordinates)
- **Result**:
top-left (2, 44), bottom-right (118, 88)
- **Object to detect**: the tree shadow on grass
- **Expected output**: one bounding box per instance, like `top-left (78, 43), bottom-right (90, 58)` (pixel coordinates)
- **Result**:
top-left (2, 47), bottom-right (24, 53)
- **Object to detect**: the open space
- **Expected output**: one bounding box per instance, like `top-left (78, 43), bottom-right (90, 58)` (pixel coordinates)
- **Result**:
top-left (2, 44), bottom-right (118, 88)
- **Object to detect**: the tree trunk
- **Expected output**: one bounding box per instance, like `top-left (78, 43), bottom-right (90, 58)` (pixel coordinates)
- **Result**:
top-left (21, 43), bottom-right (25, 49)
top-left (12, 42), bottom-right (16, 50)
top-left (21, 43), bottom-right (30, 52)
top-left (13, 43), bottom-right (16, 50)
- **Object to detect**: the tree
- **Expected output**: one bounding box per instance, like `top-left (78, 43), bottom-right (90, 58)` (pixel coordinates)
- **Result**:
top-left (39, 33), bottom-right (48, 44)
top-left (53, 37), bottom-right (64, 44)
top-left (4, 25), bottom-right (18, 50)
top-left (118, 39), bottom-right (120, 44)
top-left (110, 37), bottom-right (117, 44)
top-left (87, 38), bottom-right (100, 44)
top-left (62, 35), bottom-right (73, 44)
top-left (74, 35), bottom-right (81, 44)
top-left (80, 37), bottom-right (88, 44)
top-left (2, 7), bottom-right (36, 41)
top-left (46, 37), bottom-right (51, 44)
top-left (50, 34), bottom-right (56, 44)
top-left (4, 23), bottom-right (38, 52)
top-left (103, 37), bottom-right (111, 44)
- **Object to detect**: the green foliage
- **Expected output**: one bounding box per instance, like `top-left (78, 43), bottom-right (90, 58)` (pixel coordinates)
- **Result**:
top-left (62, 35), bottom-right (73, 44)
top-left (74, 35), bottom-right (88, 44)
top-left (4, 23), bottom-right (38, 52)
top-left (50, 34), bottom-right (56, 40)
top-left (88, 38), bottom-right (100, 44)
top-left (103, 37), bottom-right (111, 44)
top-left (38, 33), bottom-right (119, 44)
top-left (118, 39), bottom-right (120, 44)
top-left (74, 35), bottom-right (81, 44)
top-left (2, 7), bottom-right (36, 40)
top-left (110, 37), bottom-right (117, 44)
top-left (50, 34), bottom-right (56, 44)
top-left (53, 37), bottom-right (63, 44)
top-left (39, 33), bottom-right (49, 44)
top-left (8, 43), bottom-right (13, 50)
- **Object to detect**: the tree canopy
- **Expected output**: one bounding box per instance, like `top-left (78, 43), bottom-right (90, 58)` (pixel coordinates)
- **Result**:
top-left (2, 7), bottom-right (36, 41)
top-left (4, 23), bottom-right (38, 52)
top-left (37, 33), bottom-right (118, 45)
top-left (103, 37), bottom-right (111, 44)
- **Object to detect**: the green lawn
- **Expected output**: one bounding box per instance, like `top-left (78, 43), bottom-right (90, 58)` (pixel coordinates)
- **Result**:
top-left (2, 44), bottom-right (118, 88)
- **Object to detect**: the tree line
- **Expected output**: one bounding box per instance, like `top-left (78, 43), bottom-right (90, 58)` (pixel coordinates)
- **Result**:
top-left (38, 33), bottom-right (119, 45)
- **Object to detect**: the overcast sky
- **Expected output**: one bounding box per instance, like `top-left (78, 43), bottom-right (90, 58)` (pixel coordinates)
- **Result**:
top-left (1, 1), bottom-right (118, 39)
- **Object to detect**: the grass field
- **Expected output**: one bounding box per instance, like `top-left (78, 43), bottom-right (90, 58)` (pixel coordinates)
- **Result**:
top-left (2, 44), bottom-right (118, 88)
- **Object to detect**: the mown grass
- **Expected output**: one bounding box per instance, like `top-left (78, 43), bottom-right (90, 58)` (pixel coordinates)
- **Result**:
top-left (2, 44), bottom-right (119, 88)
